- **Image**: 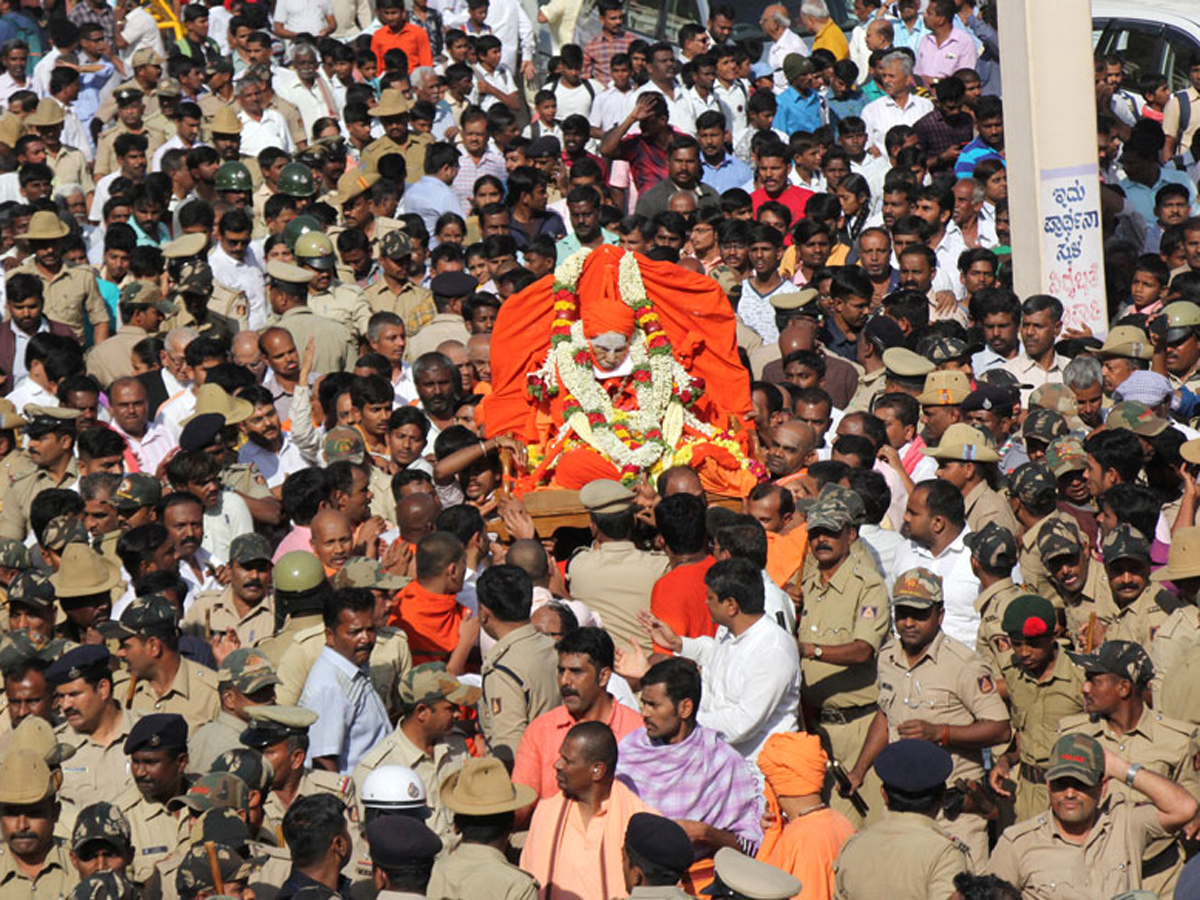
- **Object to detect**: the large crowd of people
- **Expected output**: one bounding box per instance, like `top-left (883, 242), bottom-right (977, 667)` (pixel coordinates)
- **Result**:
top-left (3, 0), bottom-right (1200, 898)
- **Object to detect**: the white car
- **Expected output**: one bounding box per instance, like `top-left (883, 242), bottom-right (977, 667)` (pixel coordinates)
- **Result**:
top-left (1093, 0), bottom-right (1200, 89)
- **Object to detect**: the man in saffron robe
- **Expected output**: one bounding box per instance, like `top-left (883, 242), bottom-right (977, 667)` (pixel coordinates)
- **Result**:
top-left (389, 530), bottom-right (479, 674)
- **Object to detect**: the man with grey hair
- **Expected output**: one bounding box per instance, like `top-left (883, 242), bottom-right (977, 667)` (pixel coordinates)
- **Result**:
top-left (232, 331), bottom-right (267, 383)
top-left (160, 327), bottom-right (198, 398)
top-left (799, 0), bottom-right (848, 60)
top-left (275, 43), bottom-right (339, 136)
top-left (366, 311), bottom-right (416, 404)
top-left (861, 50), bottom-right (932, 153)
top-left (761, 3), bottom-right (808, 93)
top-left (1063, 356), bottom-right (1105, 430)
top-left (236, 74), bottom-right (294, 155)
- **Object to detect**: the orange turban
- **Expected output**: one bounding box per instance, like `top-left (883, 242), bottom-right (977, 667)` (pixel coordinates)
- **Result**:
top-left (581, 290), bottom-right (635, 339)
top-left (757, 733), bottom-right (828, 860)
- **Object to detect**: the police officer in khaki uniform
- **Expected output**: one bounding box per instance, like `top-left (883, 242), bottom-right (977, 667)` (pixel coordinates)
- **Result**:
top-left (1009, 463), bottom-right (1073, 606)
top-left (94, 87), bottom-right (168, 181)
top-left (427, 757), bottom-right (540, 900)
top-left (989, 733), bottom-right (1199, 900)
top-left (26, 99), bottom-right (91, 192)
top-left (48, 544), bottom-right (122, 646)
top-left (1163, 301), bottom-right (1200, 395)
top-left (475, 565), bottom-right (561, 764)
top-left (239, 705), bottom-right (359, 836)
top-left (257, 552), bottom-right (329, 669)
top-left (144, 78), bottom-right (181, 140)
top-left (744, 288), bottom-right (818, 376)
top-left (359, 89), bottom-right (432, 181)
top-left (100, 596), bottom-right (220, 733)
top-left (0, 402), bottom-right (32, 513)
top-left (834, 740), bottom-right (970, 900)
top-left (160, 261), bottom-right (242, 340)
top-left (188, 648), bottom-right (280, 774)
top-left (1104, 524), bottom-right (1185, 648)
top-left (364, 231), bottom-right (437, 340)
top-left (1059, 641), bottom-right (1200, 897)
top-left (13, 212), bottom-right (108, 343)
top-left (797, 488), bottom-right (890, 828)
top-left (85, 281), bottom-right (178, 389)
top-left (111, 713), bottom-right (194, 884)
top-left (880, 347), bottom-right (936, 398)
top-left (0, 749), bottom-right (78, 899)
top-left (293, 232), bottom-right (373, 342)
top-left (162, 232), bottom-right (251, 329)
top-left (850, 568), bottom-right (1011, 865)
top-left (964, 523), bottom-right (1026, 683)
top-left (405, 271), bottom-right (475, 362)
top-left (183, 534), bottom-right (276, 649)
top-left (351, 664), bottom-right (475, 847)
top-left (924, 423), bottom-right (1021, 536)
top-left (1039, 518), bottom-right (1118, 649)
top-left (331, 168), bottom-right (404, 254)
top-left (265, 260), bottom-right (357, 376)
top-left (987, 595), bottom-right (1085, 823)
top-left (0, 406), bottom-right (81, 541)
top-left (844, 316), bottom-right (907, 413)
top-left (566, 480), bottom-right (668, 657)
top-left (277, 558), bottom-right (412, 719)
top-left (46, 645), bottom-right (141, 812)
top-left (1148, 526), bottom-right (1200, 697)
top-left (96, 47), bottom-right (165, 124)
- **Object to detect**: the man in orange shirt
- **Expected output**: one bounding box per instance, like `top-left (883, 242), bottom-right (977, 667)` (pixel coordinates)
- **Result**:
top-left (389, 530), bottom-right (479, 674)
top-left (512, 626), bottom-right (643, 802)
top-left (371, 0), bottom-right (434, 72)
top-left (649, 493), bottom-right (716, 655)
top-left (521, 721), bottom-right (655, 900)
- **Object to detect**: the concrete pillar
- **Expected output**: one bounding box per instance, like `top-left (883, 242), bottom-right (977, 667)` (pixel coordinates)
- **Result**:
top-left (998, 0), bottom-right (1108, 333)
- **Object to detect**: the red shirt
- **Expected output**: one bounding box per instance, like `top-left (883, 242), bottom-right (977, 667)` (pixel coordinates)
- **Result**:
top-left (650, 556), bottom-right (717, 654)
top-left (752, 185), bottom-right (814, 223)
top-left (371, 22), bottom-right (433, 72)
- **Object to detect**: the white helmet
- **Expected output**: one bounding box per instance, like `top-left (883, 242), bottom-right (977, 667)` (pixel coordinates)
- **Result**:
top-left (361, 765), bottom-right (428, 811)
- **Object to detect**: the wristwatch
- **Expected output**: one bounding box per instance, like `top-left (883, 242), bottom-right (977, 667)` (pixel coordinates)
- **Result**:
top-left (813, 645), bottom-right (823, 660)
top-left (1125, 763), bottom-right (1143, 786)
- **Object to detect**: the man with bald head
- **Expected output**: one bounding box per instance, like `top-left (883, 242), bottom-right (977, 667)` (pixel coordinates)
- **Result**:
top-left (396, 491), bottom-right (440, 546)
top-left (109, 377), bottom-right (172, 476)
top-left (437, 340), bottom-right (475, 394)
top-left (762, 3), bottom-right (809, 93)
top-left (310, 508), bottom-right (354, 576)
top-left (510, 537), bottom-right (603, 630)
top-left (466, 334), bottom-right (491, 388)
top-left (389, 530), bottom-right (477, 674)
top-left (756, 319), bottom-right (861, 409)
top-left (260, 326), bottom-right (303, 423)
top-left (231, 330), bottom-right (266, 383)
top-left (764, 420), bottom-right (817, 488)
top-left (655, 466), bottom-right (704, 498)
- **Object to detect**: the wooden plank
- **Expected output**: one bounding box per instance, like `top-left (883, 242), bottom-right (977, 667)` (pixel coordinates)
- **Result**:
top-left (491, 491), bottom-right (744, 540)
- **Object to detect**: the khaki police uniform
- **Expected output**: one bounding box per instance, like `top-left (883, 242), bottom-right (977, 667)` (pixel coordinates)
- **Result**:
top-left (565, 541), bottom-right (669, 657)
top-left (188, 709), bottom-right (249, 774)
top-left (86, 323), bottom-right (154, 389)
top-left (13, 259), bottom-right (107, 343)
top-left (275, 306), bottom-right (356, 375)
top-left (478, 624), bottom-right (561, 760)
top-left (144, 109), bottom-right (176, 140)
top-left (0, 449), bottom-right (35, 511)
top-left (364, 279), bottom-right (437, 339)
top-left (247, 839), bottom-right (293, 897)
top-left (1108, 584), bottom-right (1187, 648)
top-left (988, 794), bottom-right (1167, 900)
top-left (263, 767), bottom-right (358, 839)
top-left (876, 631), bottom-right (1009, 864)
top-left (46, 145), bottom-right (93, 193)
top-left (0, 457), bottom-right (80, 541)
top-left (351, 726), bottom-right (470, 847)
top-left (309, 282), bottom-right (373, 343)
top-left (0, 837), bottom-right (77, 900)
top-left (96, 80), bottom-right (161, 125)
top-left (161, 304), bottom-right (240, 343)
top-left (98, 528), bottom-right (122, 568)
top-left (94, 121), bottom-right (168, 180)
top-left (114, 656), bottom-right (220, 733)
top-left (833, 811), bottom-right (971, 900)
top-left (1059, 707), bottom-right (1200, 895)
top-left (257, 613), bottom-right (323, 669)
top-left (974, 577), bottom-right (1026, 680)
top-left (222, 461), bottom-right (274, 504)
top-left (799, 551), bottom-right (890, 828)
top-left (1005, 653), bottom-right (1085, 821)
top-left (427, 842), bottom-right (539, 900)
top-left (1150, 607), bottom-right (1200, 699)
top-left (963, 481), bottom-right (1020, 537)
top-left (1018, 513), bottom-right (1073, 608)
top-left (274, 621), bottom-right (412, 719)
top-left (197, 91), bottom-right (236, 136)
top-left (1058, 561), bottom-right (1118, 650)
top-left (56, 705), bottom-right (140, 811)
top-left (114, 782), bottom-right (192, 884)
top-left (268, 96), bottom-right (306, 149)
top-left (182, 586), bottom-right (275, 649)
top-left (405, 312), bottom-right (472, 362)
top-left (360, 132), bottom-right (432, 181)
top-left (369, 466), bottom-right (396, 526)
top-left (845, 366), bottom-right (886, 415)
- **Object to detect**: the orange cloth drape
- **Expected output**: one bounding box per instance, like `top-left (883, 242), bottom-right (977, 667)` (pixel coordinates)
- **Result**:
top-left (766, 525), bottom-right (808, 588)
top-left (388, 581), bottom-right (468, 665)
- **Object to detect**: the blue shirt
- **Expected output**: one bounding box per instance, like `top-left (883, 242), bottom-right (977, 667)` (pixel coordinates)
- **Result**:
top-left (773, 88), bottom-right (822, 136)
top-left (299, 645), bottom-right (390, 774)
top-left (1118, 168), bottom-right (1199, 230)
top-left (702, 154), bottom-right (753, 194)
top-left (954, 136), bottom-right (1004, 178)
top-left (828, 90), bottom-right (867, 126)
top-left (555, 228), bottom-right (618, 263)
top-left (400, 175), bottom-right (463, 236)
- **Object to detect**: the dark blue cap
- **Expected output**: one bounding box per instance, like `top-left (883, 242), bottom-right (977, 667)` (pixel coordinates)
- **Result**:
top-left (625, 813), bottom-right (693, 873)
top-left (430, 271), bottom-right (477, 298)
top-left (874, 738), bottom-right (953, 792)
top-left (46, 644), bottom-right (111, 685)
top-left (124, 713), bottom-right (188, 755)
top-left (365, 815), bottom-right (441, 866)
top-left (179, 413), bottom-right (226, 453)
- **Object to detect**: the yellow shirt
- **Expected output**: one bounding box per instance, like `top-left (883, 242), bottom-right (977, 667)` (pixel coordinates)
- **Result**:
top-left (813, 19), bottom-right (850, 61)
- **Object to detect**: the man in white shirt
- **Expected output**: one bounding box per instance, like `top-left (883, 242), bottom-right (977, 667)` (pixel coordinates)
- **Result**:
top-left (237, 385), bottom-right (315, 487)
top-left (483, 0), bottom-right (534, 78)
top-left (272, 44), bottom-right (339, 137)
top-left (892, 479), bottom-right (980, 645)
top-left (117, 0), bottom-right (166, 72)
top-left (999, 294), bottom-right (1069, 405)
top-left (273, 0), bottom-right (335, 45)
top-left (761, 3), bottom-right (808, 94)
top-left (235, 74), bottom-right (293, 156)
top-left (861, 51), bottom-right (933, 154)
top-left (633, 44), bottom-right (695, 135)
top-left (649, 557), bottom-right (801, 769)
top-left (208, 209), bottom-right (267, 330)
top-left (8, 331), bottom-right (69, 412)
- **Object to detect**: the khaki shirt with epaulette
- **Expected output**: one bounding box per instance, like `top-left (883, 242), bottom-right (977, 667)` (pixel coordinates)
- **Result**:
top-left (964, 480), bottom-right (1020, 537)
top-left (222, 461), bottom-right (273, 502)
top-left (257, 613), bottom-right (322, 669)
top-left (14, 258), bottom-right (107, 343)
top-left (263, 767), bottom-right (358, 840)
top-left (845, 365), bottom-right (885, 415)
top-left (0, 448), bottom-right (35, 512)
top-left (98, 527), bottom-right (121, 568)
top-left (798, 551), bottom-right (891, 710)
top-left (94, 121), bottom-right (168, 180)
top-left (0, 836), bottom-right (77, 900)
top-left (276, 621), bottom-right (411, 718)
top-left (197, 91), bottom-right (236, 139)
top-left (1018, 513), bottom-right (1073, 607)
top-left (144, 110), bottom-right (176, 140)
top-left (974, 577), bottom-right (1026, 680)
top-left (0, 457), bottom-right (80, 541)
top-left (188, 708), bottom-right (246, 774)
top-left (1108, 584), bottom-right (1187, 648)
top-left (114, 781), bottom-right (192, 884)
top-left (276, 306), bottom-right (356, 376)
top-left (479, 624), bottom-right (561, 759)
top-left (182, 585), bottom-right (275, 648)
top-left (329, 216), bottom-right (405, 260)
top-left (211, 279), bottom-right (251, 330)
top-left (833, 811), bottom-right (971, 900)
top-left (369, 465), bottom-right (396, 525)
top-left (351, 725), bottom-right (469, 847)
top-left (309, 282), bottom-right (373, 342)
top-left (360, 132), bottom-right (432, 182)
top-left (47, 144), bottom-right (93, 193)
top-left (1150, 605), bottom-right (1200, 696)
top-left (248, 839), bottom-right (292, 897)
top-left (1058, 560), bottom-right (1118, 650)
top-left (161, 304), bottom-right (240, 343)
top-left (56, 705), bottom-right (139, 811)
top-left (363, 279), bottom-right (437, 338)
top-left (987, 794), bottom-right (1166, 900)
top-left (114, 655), bottom-right (221, 733)
top-left (97, 81), bottom-right (161, 125)
top-left (269, 96), bottom-right (306, 149)
top-left (427, 842), bottom-right (539, 900)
